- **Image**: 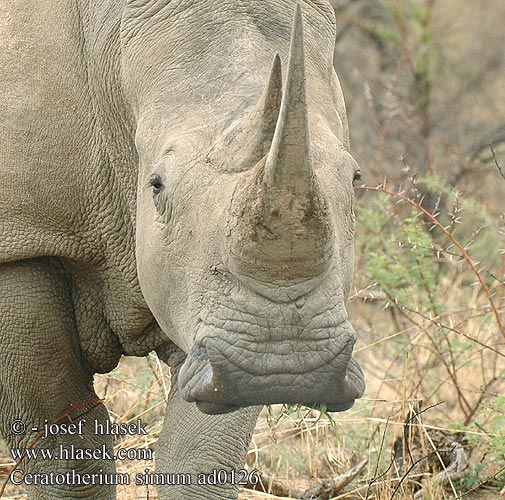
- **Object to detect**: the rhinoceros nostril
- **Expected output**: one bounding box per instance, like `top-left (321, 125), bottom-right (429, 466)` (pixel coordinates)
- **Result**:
top-left (295, 296), bottom-right (305, 308)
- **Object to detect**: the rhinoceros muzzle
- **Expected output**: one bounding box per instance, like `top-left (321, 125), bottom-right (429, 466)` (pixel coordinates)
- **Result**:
top-left (177, 321), bottom-right (365, 415)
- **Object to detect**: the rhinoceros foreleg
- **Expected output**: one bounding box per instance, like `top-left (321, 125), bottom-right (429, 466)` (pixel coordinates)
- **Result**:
top-left (0, 259), bottom-right (116, 500)
top-left (154, 353), bottom-right (260, 500)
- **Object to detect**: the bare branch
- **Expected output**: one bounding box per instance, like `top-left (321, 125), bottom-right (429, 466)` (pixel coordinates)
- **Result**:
top-left (301, 458), bottom-right (368, 500)
top-left (245, 469), bottom-right (305, 497)
top-left (490, 143), bottom-right (505, 180)
top-left (245, 459), bottom-right (368, 499)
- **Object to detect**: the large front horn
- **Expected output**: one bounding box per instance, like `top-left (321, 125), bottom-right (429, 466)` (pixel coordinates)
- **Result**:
top-left (225, 3), bottom-right (333, 285)
top-left (264, 3), bottom-right (312, 198)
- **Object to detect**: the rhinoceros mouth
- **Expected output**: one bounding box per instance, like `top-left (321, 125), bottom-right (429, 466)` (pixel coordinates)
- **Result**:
top-left (177, 322), bottom-right (365, 415)
top-left (194, 399), bottom-right (356, 416)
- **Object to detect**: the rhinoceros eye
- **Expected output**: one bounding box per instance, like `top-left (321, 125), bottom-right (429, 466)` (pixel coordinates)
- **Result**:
top-left (353, 170), bottom-right (362, 185)
top-left (149, 174), bottom-right (164, 195)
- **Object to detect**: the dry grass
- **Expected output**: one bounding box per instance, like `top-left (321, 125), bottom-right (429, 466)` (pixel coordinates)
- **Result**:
top-left (2, 1), bottom-right (505, 499)
top-left (2, 318), bottom-right (503, 500)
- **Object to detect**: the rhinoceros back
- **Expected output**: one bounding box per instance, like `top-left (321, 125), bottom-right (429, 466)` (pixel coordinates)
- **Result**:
top-left (0, 0), bottom-right (99, 264)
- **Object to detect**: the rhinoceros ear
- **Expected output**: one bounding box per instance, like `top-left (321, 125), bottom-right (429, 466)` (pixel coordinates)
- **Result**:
top-left (208, 54), bottom-right (282, 172)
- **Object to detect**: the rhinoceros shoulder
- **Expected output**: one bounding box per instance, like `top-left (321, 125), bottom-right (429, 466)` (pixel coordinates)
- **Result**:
top-left (0, 1), bottom-right (114, 264)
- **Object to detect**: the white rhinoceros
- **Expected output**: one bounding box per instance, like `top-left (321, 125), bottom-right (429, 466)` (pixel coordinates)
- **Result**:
top-left (0, 1), bottom-right (365, 498)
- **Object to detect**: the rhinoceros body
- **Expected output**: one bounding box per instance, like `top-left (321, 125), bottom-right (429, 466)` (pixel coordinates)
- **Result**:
top-left (0, 1), bottom-right (364, 498)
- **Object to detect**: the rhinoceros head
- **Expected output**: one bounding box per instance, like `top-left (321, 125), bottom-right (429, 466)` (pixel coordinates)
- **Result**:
top-left (129, 2), bottom-right (364, 414)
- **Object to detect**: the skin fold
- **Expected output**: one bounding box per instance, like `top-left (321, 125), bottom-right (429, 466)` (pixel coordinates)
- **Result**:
top-left (0, 1), bottom-right (364, 498)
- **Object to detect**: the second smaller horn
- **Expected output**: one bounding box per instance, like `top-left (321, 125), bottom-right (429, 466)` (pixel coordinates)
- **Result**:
top-left (208, 54), bottom-right (282, 172)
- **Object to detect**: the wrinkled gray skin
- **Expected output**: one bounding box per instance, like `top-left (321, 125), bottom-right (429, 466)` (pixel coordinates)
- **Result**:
top-left (0, 1), bottom-right (364, 499)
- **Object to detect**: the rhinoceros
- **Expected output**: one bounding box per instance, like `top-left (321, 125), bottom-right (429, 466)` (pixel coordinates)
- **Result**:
top-left (0, 0), bottom-right (365, 498)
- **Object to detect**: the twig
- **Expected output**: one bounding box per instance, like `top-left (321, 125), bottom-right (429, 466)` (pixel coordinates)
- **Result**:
top-left (487, 270), bottom-right (505, 285)
top-left (246, 469), bottom-right (304, 498)
top-left (389, 452), bottom-right (435, 499)
top-left (302, 458), bottom-right (368, 500)
top-left (245, 459), bottom-right (368, 499)
top-left (391, 301), bottom-right (505, 359)
top-left (366, 416), bottom-right (394, 498)
top-left (357, 185), bottom-right (505, 340)
top-left (490, 143), bottom-right (505, 180)
top-left (454, 465), bottom-right (505, 499)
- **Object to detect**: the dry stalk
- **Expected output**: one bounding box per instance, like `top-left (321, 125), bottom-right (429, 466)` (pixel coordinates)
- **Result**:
top-left (490, 144), bottom-right (505, 180)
